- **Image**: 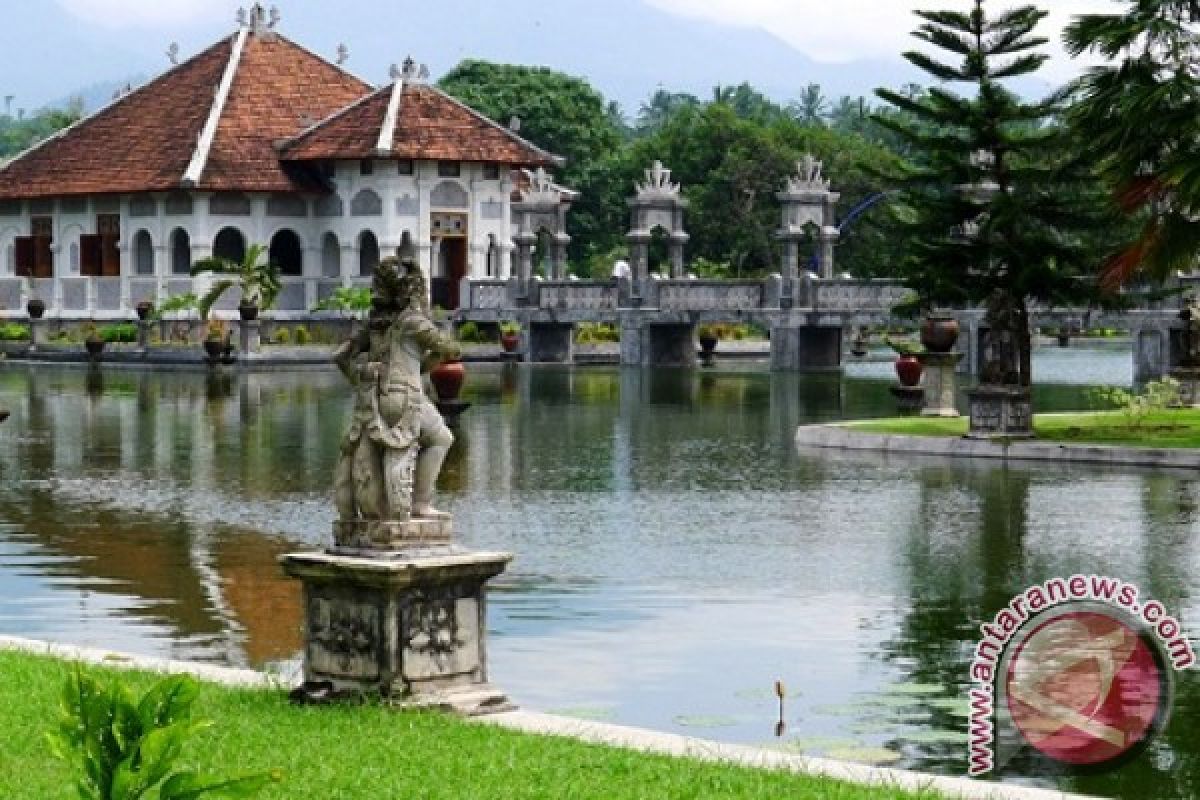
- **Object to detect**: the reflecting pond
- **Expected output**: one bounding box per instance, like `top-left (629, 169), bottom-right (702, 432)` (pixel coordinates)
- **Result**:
top-left (0, 347), bottom-right (1195, 799)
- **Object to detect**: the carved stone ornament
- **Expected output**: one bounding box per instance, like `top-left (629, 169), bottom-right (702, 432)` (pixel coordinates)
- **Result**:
top-left (635, 161), bottom-right (682, 201)
top-left (519, 168), bottom-right (562, 206)
top-left (785, 154), bottom-right (831, 194)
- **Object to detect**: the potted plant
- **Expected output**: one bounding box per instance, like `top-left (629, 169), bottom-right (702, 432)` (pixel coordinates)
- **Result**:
top-left (918, 314), bottom-right (960, 354)
top-left (134, 300), bottom-right (155, 322)
top-left (83, 322), bottom-right (105, 360)
top-left (430, 358), bottom-right (467, 402)
top-left (499, 321), bottom-right (520, 353)
top-left (886, 336), bottom-right (925, 387)
top-left (697, 324), bottom-right (719, 357)
top-left (203, 319), bottom-right (227, 363)
top-left (23, 277), bottom-right (45, 319)
top-left (190, 243), bottom-right (281, 322)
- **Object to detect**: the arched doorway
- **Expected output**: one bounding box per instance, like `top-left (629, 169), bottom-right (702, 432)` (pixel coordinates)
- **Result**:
top-left (170, 229), bottom-right (191, 274)
top-left (269, 229), bottom-right (303, 276)
top-left (358, 231), bottom-right (379, 277)
top-left (213, 227), bottom-right (246, 264)
top-left (133, 230), bottom-right (154, 275)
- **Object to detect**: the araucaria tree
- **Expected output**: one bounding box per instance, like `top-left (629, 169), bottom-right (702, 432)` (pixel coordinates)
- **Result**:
top-left (875, 0), bottom-right (1113, 437)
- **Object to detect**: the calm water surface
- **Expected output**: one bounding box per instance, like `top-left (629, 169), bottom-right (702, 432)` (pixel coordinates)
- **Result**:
top-left (0, 347), bottom-right (1195, 799)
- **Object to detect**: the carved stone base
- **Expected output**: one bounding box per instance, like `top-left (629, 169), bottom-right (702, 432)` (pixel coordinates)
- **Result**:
top-left (967, 385), bottom-right (1033, 439)
top-left (333, 518), bottom-right (453, 551)
top-left (280, 549), bottom-right (514, 715)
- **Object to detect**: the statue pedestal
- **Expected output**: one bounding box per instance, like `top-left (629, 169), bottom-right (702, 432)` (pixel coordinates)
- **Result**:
top-left (1171, 367), bottom-right (1200, 407)
top-left (281, 541), bottom-right (514, 716)
top-left (967, 385), bottom-right (1033, 439)
top-left (918, 351), bottom-right (963, 417)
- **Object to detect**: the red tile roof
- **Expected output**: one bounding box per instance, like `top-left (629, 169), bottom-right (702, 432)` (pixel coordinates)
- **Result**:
top-left (0, 32), bottom-right (371, 200)
top-left (280, 83), bottom-right (562, 168)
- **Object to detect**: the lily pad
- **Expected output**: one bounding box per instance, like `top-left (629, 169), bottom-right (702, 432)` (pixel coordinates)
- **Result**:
top-left (811, 703), bottom-right (870, 717)
top-left (548, 707), bottom-right (616, 721)
top-left (858, 694), bottom-right (926, 709)
top-left (880, 682), bottom-right (946, 696)
top-left (772, 736), bottom-right (862, 754)
top-left (902, 729), bottom-right (969, 745)
top-left (825, 746), bottom-right (904, 766)
top-left (849, 720), bottom-right (900, 735)
top-left (673, 714), bottom-right (740, 729)
top-left (734, 687), bottom-right (777, 702)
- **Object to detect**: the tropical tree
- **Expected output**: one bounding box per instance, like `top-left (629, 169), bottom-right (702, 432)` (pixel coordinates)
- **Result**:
top-left (635, 89), bottom-right (701, 136)
top-left (874, 1), bottom-right (1115, 433)
top-left (789, 83), bottom-right (829, 126)
top-left (1064, 1), bottom-right (1200, 287)
top-left (190, 244), bottom-right (281, 319)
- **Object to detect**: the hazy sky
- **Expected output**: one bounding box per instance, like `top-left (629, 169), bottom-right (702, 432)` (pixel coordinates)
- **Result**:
top-left (3, 1), bottom-right (1122, 111)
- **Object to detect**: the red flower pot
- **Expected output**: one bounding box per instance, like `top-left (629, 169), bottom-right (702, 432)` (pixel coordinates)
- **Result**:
top-left (500, 333), bottom-right (519, 353)
top-left (895, 354), bottom-right (923, 387)
top-left (430, 360), bottom-right (466, 401)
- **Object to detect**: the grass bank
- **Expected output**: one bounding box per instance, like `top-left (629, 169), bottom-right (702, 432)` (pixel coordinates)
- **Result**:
top-left (0, 650), bottom-right (942, 800)
top-left (848, 409), bottom-right (1200, 449)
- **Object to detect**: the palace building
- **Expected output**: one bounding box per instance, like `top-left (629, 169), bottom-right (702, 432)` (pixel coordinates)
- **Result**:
top-left (0, 4), bottom-right (564, 316)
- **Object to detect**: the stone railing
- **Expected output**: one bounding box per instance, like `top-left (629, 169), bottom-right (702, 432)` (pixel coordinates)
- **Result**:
top-left (809, 279), bottom-right (909, 312)
top-left (535, 280), bottom-right (617, 311)
top-left (461, 279), bottom-right (510, 311)
top-left (654, 280), bottom-right (764, 311)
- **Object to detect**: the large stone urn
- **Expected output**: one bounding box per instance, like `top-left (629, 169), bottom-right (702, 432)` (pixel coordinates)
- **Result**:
top-left (281, 251), bottom-right (512, 715)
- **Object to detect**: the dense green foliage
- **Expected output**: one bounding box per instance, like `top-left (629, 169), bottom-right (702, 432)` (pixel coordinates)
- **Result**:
top-left (310, 286), bottom-right (372, 314)
top-left (2, 651), bottom-right (941, 800)
top-left (1065, 0), bottom-right (1200, 286)
top-left (0, 99), bottom-right (83, 159)
top-left (46, 668), bottom-right (275, 799)
top-left (872, 1), bottom-right (1115, 387)
top-left (191, 244), bottom-right (281, 320)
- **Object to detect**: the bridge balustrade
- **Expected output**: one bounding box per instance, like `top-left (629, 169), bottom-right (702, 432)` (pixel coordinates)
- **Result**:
top-left (655, 280), bottom-right (763, 311)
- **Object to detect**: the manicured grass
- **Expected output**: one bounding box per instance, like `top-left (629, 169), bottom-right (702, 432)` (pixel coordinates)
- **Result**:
top-left (848, 409), bottom-right (1200, 449)
top-left (0, 650), bottom-right (943, 800)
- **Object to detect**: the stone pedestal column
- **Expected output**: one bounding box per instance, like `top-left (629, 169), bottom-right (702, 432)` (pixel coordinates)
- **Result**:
top-left (281, 541), bottom-right (514, 715)
top-left (918, 352), bottom-right (964, 417)
top-left (29, 319), bottom-right (48, 352)
top-left (137, 320), bottom-right (152, 352)
top-left (239, 319), bottom-right (261, 355)
top-left (967, 385), bottom-right (1033, 439)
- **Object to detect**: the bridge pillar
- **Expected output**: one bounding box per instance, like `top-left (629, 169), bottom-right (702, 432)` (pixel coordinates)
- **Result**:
top-left (770, 325), bottom-right (842, 371)
top-left (619, 318), bottom-right (697, 368)
top-left (527, 321), bottom-right (575, 364)
top-left (1133, 324), bottom-right (1172, 383)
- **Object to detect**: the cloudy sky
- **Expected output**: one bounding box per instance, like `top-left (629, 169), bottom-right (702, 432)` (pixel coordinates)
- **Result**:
top-left (3, 1), bottom-right (1122, 112)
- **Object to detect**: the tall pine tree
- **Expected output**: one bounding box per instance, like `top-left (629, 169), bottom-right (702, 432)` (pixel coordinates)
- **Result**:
top-left (874, 1), bottom-right (1113, 435)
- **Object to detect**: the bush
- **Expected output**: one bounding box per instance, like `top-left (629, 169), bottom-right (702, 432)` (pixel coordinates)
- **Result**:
top-left (575, 322), bottom-right (620, 344)
top-left (0, 322), bottom-right (30, 341)
top-left (293, 326), bottom-right (311, 345)
top-left (455, 321), bottom-right (495, 344)
top-left (1087, 377), bottom-right (1183, 428)
top-left (100, 323), bottom-right (139, 343)
top-left (271, 327), bottom-right (291, 345)
top-left (312, 287), bottom-right (372, 313)
top-left (159, 293), bottom-right (199, 316)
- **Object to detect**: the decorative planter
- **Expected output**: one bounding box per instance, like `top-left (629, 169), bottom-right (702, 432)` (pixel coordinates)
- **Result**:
top-left (135, 301), bottom-right (154, 321)
top-left (203, 337), bottom-right (225, 362)
top-left (698, 333), bottom-right (718, 355)
top-left (500, 332), bottom-right (519, 353)
top-left (919, 315), bottom-right (960, 354)
top-left (895, 354), bottom-right (923, 387)
top-left (85, 338), bottom-right (105, 359)
top-left (220, 340), bottom-right (237, 365)
top-left (238, 303), bottom-right (259, 322)
top-left (26, 298), bottom-right (45, 319)
top-left (430, 359), bottom-right (466, 401)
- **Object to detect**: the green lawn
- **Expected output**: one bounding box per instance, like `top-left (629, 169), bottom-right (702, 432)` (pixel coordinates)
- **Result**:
top-left (847, 409), bottom-right (1200, 449)
top-left (0, 650), bottom-right (943, 800)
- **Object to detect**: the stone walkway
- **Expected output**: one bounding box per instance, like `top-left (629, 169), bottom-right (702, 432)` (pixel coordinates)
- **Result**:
top-left (0, 635), bottom-right (1099, 800)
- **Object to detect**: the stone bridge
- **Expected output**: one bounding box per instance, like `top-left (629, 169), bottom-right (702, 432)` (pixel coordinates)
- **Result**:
top-left (457, 274), bottom-right (1199, 380)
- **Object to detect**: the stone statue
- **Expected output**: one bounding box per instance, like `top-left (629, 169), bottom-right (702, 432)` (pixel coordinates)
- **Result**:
top-left (332, 249), bottom-right (461, 547)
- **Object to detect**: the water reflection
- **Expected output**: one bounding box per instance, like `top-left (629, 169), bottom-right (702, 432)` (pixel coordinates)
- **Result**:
top-left (0, 355), bottom-right (1195, 798)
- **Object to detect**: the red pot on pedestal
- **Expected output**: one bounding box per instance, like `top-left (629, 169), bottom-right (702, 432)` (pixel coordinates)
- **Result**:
top-left (919, 315), bottom-right (960, 353)
top-left (895, 354), bottom-right (923, 387)
top-left (430, 360), bottom-right (466, 401)
top-left (500, 333), bottom-right (519, 353)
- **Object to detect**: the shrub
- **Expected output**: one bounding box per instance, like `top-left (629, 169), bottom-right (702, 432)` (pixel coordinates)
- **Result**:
top-left (100, 323), bottom-right (139, 343)
top-left (311, 287), bottom-right (372, 313)
top-left (575, 322), bottom-right (620, 344)
top-left (159, 293), bottom-right (199, 317)
top-left (455, 321), bottom-right (494, 344)
top-left (1087, 377), bottom-right (1183, 428)
top-left (47, 668), bottom-right (278, 800)
top-left (270, 327), bottom-right (291, 345)
top-left (0, 322), bottom-right (31, 341)
top-left (293, 325), bottom-right (311, 345)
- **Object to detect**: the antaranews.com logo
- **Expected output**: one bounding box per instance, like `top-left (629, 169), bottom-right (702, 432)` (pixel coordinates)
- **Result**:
top-left (968, 575), bottom-right (1196, 776)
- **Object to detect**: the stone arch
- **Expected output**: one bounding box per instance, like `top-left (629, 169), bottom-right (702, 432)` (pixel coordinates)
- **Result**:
top-left (133, 229), bottom-right (154, 275)
top-left (170, 228), bottom-right (192, 275)
top-left (321, 232), bottom-right (341, 278)
top-left (213, 227), bottom-right (246, 263)
top-left (430, 180), bottom-right (468, 209)
top-left (269, 228), bottom-right (304, 276)
top-left (626, 161), bottom-right (689, 280)
top-left (358, 230), bottom-right (380, 277)
top-left (351, 189), bottom-right (383, 217)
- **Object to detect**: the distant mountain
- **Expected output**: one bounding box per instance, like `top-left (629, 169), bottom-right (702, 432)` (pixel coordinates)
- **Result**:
top-left (46, 77), bottom-right (145, 114)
